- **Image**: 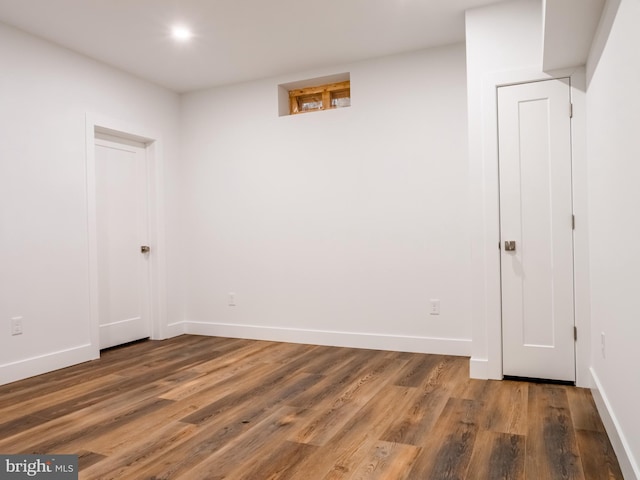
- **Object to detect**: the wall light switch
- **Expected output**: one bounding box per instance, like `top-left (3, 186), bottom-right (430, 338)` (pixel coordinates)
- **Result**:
top-left (228, 293), bottom-right (236, 306)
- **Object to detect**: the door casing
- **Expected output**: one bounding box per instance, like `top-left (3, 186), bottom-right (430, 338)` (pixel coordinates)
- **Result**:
top-left (85, 114), bottom-right (168, 358)
top-left (467, 67), bottom-right (589, 387)
top-left (497, 78), bottom-right (576, 382)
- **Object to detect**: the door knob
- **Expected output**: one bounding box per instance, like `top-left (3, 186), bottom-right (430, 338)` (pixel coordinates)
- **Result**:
top-left (141, 245), bottom-right (150, 253)
top-left (504, 241), bottom-right (516, 252)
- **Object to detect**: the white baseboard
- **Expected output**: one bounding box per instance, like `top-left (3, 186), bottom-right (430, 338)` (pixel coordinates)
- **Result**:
top-left (2, 321), bottom-right (185, 386)
top-left (590, 367), bottom-right (639, 480)
top-left (0, 343), bottom-right (98, 386)
top-left (0, 324), bottom-right (470, 386)
top-left (183, 321), bottom-right (471, 356)
top-left (163, 321), bottom-right (186, 339)
top-left (470, 357), bottom-right (488, 379)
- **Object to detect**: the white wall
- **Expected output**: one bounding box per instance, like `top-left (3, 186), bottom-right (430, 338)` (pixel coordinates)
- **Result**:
top-left (0, 22), bottom-right (183, 384)
top-left (465, 0), bottom-right (591, 385)
top-left (179, 45), bottom-right (472, 355)
top-left (465, 0), bottom-right (544, 379)
top-left (586, 0), bottom-right (640, 476)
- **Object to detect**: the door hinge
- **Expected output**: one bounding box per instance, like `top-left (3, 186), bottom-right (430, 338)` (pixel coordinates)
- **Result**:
top-left (570, 103), bottom-right (574, 118)
top-left (574, 326), bottom-right (578, 341)
top-left (572, 214), bottom-right (575, 230)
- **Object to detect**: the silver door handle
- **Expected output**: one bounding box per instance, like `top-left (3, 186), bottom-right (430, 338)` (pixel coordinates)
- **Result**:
top-left (504, 241), bottom-right (516, 252)
top-left (141, 245), bottom-right (150, 253)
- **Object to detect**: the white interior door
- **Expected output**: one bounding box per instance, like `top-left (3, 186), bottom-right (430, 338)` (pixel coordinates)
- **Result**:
top-left (498, 79), bottom-right (575, 382)
top-left (95, 134), bottom-right (151, 349)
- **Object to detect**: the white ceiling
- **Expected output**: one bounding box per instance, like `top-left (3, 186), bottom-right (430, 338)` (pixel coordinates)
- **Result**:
top-left (0, 0), bottom-right (499, 93)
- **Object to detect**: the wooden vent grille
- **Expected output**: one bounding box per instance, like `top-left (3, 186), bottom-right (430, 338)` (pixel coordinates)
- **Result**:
top-left (289, 81), bottom-right (350, 115)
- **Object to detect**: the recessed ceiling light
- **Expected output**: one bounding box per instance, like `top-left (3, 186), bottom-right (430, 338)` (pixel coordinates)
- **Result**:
top-left (171, 26), bottom-right (193, 42)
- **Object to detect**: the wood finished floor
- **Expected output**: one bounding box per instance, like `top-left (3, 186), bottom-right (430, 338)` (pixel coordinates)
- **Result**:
top-left (0, 335), bottom-right (623, 480)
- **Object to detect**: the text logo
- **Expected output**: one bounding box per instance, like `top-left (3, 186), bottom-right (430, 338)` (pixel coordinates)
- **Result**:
top-left (0, 455), bottom-right (78, 479)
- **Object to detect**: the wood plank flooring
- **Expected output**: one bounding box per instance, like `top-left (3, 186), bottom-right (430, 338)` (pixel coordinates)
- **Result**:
top-left (0, 335), bottom-right (623, 479)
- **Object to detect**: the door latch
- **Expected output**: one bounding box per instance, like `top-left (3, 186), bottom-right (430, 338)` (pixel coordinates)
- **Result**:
top-left (504, 241), bottom-right (516, 252)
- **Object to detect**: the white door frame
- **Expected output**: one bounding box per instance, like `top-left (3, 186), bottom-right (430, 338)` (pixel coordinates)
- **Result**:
top-left (497, 78), bottom-right (576, 381)
top-left (468, 67), bottom-right (591, 387)
top-left (85, 113), bottom-right (167, 356)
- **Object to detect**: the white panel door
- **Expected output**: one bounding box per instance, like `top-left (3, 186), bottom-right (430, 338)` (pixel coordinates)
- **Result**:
top-left (498, 79), bottom-right (575, 382)
top-left (95, 135), bottom-right (151, 349)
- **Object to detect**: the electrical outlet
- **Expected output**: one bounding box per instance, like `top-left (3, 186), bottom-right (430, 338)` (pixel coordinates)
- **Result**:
top-left (11, 317), bottom-right (23, 336)
top-left (228, 293), bottom-right (236, 306)
top-left (601, 332), bottom-right (606, 359)
top-left (429, 299), bottom-right (440, 315)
